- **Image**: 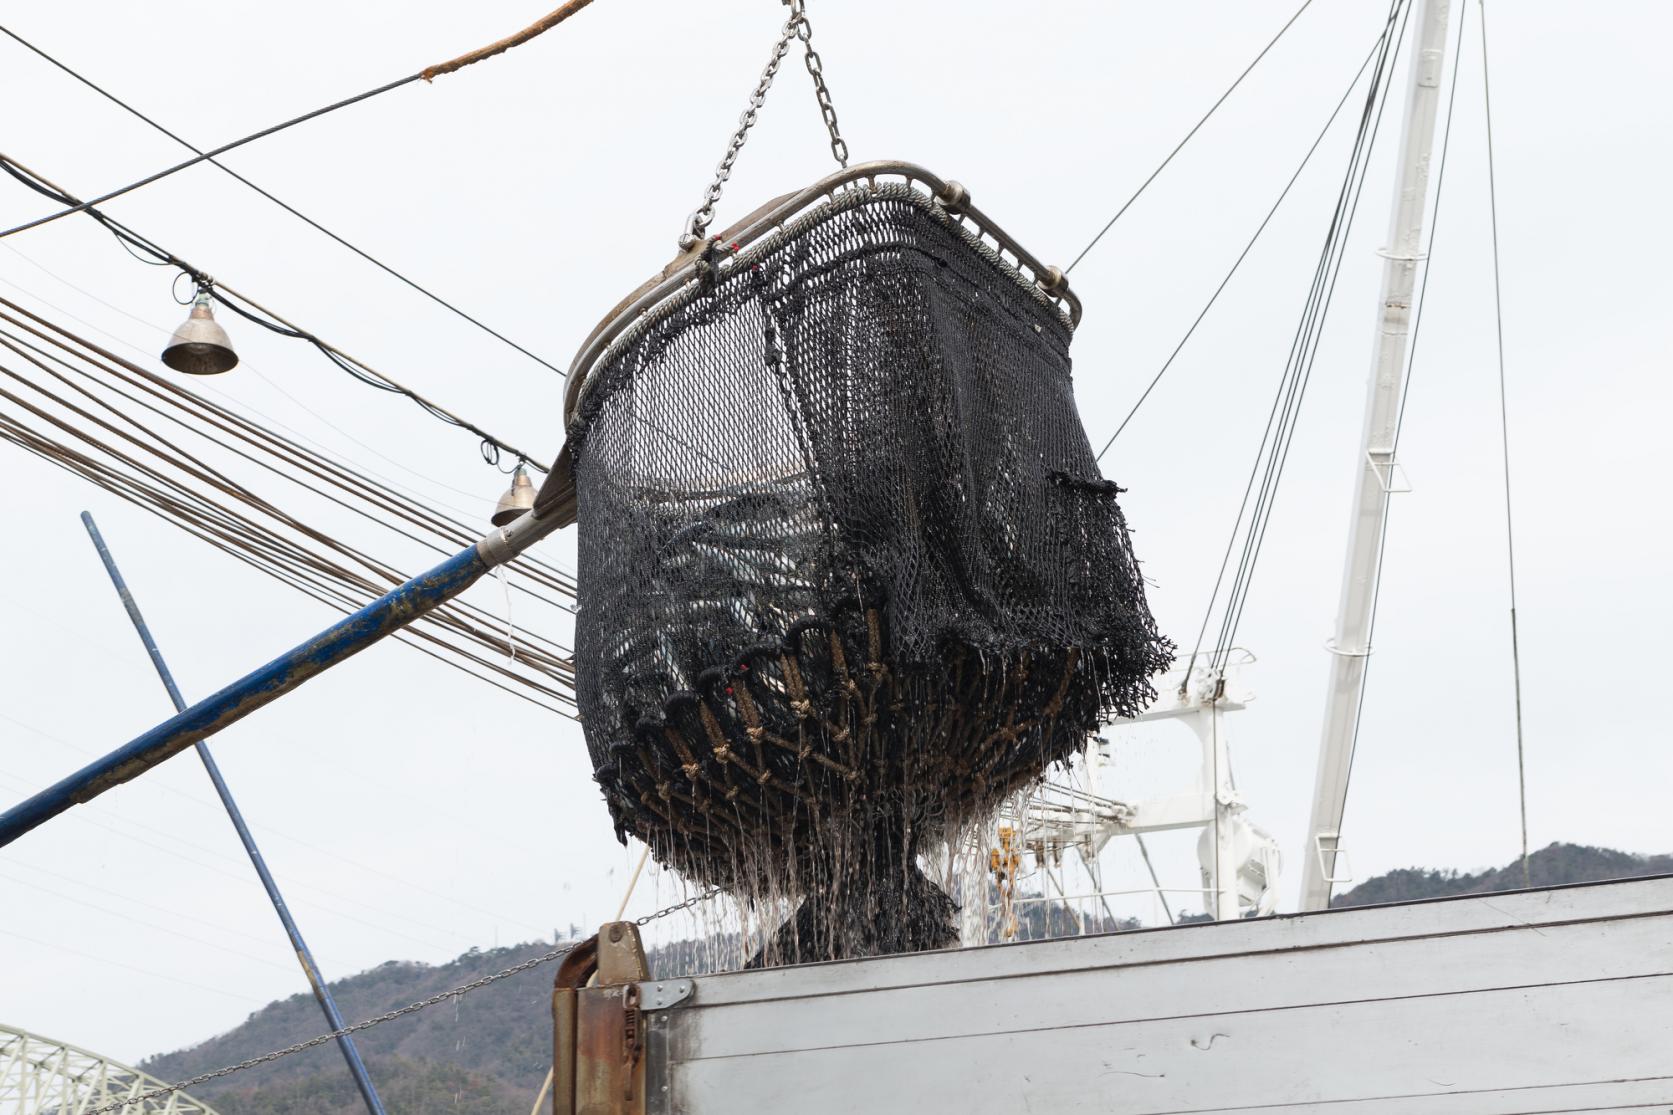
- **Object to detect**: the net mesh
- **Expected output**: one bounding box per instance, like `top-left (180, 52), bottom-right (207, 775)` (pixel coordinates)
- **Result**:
top-left (570, 182), bottom-right (1172, 962)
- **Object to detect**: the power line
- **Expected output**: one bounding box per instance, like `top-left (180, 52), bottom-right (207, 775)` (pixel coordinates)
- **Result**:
top-left (0, 707), bottom-right (557, 937)
top-left (0, 22), bottom-right (569, 378)
top-left (0, 153), bottom-right (553, 474)
top-left (0, 304), bottom-right (579, 714)
top-left (0, 926), bottom-right (270, 1005)
top-left (0, 256), bottom-right (576, 578)
top-left (1065, 0), bottom-right (1318, 275)
top-left (0, 769), bottom-right (483, 953)
top-left (0, 69), bottom-right (423, 241)
top-left (0, 0), bottom-right (603, 240)
top-left (1478, 0), bottom-right (1529, 889)
top-left (1093, 32), bottom-right (1387, 460)
top-left (0, 871), bottom-right (302, 974)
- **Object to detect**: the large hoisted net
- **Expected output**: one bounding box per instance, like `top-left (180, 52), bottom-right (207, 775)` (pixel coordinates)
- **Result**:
top-left (563, 174), bottom-right (1173, 964)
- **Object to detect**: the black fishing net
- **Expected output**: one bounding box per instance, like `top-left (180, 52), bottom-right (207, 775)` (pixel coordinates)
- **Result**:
top-left (569, 182), bottom-right (1172, 963)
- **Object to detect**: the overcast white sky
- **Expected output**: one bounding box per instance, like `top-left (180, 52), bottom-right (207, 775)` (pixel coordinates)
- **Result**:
top-left (1, 0), bottom-right (1668, 1068)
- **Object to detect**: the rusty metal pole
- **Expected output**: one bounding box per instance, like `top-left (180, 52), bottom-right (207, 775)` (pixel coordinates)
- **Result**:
top-left (80, 512), bottom-right (388, 1115)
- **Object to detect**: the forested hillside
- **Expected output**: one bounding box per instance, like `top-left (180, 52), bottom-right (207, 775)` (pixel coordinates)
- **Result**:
top-left (1330, 842), bottom-right (1673, 907)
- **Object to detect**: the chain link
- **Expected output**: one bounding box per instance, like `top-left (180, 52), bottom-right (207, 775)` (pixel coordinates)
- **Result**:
top-left (85, 888), bottom-right (723, 1115)
top-left (796, 5), bottom-right (848, 170)
top-left (637, 885), bottom-right (722, 925)
top-left (681, 0), bottom-right (849, 248)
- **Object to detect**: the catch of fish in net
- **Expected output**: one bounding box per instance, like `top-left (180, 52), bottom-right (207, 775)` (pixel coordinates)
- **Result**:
top-left (550, 164), bottom-right (1172, 963)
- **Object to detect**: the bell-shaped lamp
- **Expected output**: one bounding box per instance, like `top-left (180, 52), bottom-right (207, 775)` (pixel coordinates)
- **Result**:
top-left (162, 290), bottom-right (239, 375)
top-left (491, 463), bottom-right (536, 526)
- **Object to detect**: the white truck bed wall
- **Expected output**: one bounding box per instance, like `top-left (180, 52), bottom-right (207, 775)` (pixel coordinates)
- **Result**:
top-left (636, 876), bottom-right (1673, 1114)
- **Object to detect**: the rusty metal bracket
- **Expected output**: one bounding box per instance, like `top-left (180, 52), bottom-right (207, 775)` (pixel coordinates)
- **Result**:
top-left (552, 922), bottom-right (653, 1115)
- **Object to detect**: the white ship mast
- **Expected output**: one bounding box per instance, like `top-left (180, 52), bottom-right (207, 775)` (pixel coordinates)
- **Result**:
top-left (1300, 0), bottom-right (1456, 911)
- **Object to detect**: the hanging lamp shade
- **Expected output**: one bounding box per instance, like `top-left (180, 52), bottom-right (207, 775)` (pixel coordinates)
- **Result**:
top-left (491, 464), bottom-right (536, 526)
top-left (162, 290), bottom-right (238, 375)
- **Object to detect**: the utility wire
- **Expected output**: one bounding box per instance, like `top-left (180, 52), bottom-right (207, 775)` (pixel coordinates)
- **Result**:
top-left (0, 258), bottom-right (577, 582)
top-left (0, 308), bottom-right (580, 714)
top-left (0, 71), bottom-right (422, 241)
top-left (0, 153), bottom-right (552, 473)
top-left (1094, 33), bottom-right (1387, 461)
top-left (0, 0), bottom-right (603, 241)
top-left (1065, 0), bottom-right (1317, 274)
top-left (0, 23), bottom-right (568, 378)
top-left (1478, 0), bottom-right (1530, 889)
top-left (0, 709), bottom-right (553, 936)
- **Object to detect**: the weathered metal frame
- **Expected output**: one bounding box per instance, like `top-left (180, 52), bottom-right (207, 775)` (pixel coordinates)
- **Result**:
top-left (552, 922), bottom-right (660, 1115)
top-left (560, 159), bottom-right (1081, 429)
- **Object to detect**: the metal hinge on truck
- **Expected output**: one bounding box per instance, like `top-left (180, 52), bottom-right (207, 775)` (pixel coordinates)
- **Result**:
top-left (553, 921), bottom-right (694, 1115)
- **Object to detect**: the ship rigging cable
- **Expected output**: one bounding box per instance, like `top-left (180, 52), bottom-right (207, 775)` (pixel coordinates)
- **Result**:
top-left (0, 23), bottom-right (569, 378)
top-left (1184, 0), bottom-right (1412, 681)
top-left (0, 0), bottom-right (602, 242)
top-left (1092, 29), bottom-right (1393, 460)
top-left (1064, 0), bottom-right (1316, 275)
top-left (1478, 0), bottom-right (1531, 890)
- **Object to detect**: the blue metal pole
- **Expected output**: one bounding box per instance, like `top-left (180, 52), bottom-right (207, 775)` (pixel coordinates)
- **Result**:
top-left (0, 535), bottom-right (488, 847)
top-left (79, 512), bottom-right (388, 1115)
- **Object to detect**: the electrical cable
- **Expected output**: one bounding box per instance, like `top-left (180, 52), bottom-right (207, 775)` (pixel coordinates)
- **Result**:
top-left (1477, 0), bottom-right (1530, 890)
top-left (0, 292), bottom-right (577, 600)
top-left (0, 709), bottom-right (553, 936)
top-left (0, 872), bottom-right (304, 974)
top-left (0, 770), bottom-right (474, 953)
top-left (0, 926), bottom-right (272, 1005)
top-left (0, 22), bottom-right (570, 379)
top-left (1065, 0), bottom-right (1318, 274)
top-left (0, 153), bottom-right (552, 474)
top-left (0, 323), bottom-right (580, 715)
top-left (0, 247), bottom-right (503, 521)
top-left (0, 70), bottom-right (423, 241)
top-left (1093, 33), bottom-right (1387, 460)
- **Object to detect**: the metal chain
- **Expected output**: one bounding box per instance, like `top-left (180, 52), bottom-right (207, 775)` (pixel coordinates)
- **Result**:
top-left (795, 4), bottom-right (849, 170)
top-left (84, 888), bottom-right (723, 1115)
top-left (638, 885), bottom-right (722, 925)
top-left (680, 0), bottom-right (849, 248)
